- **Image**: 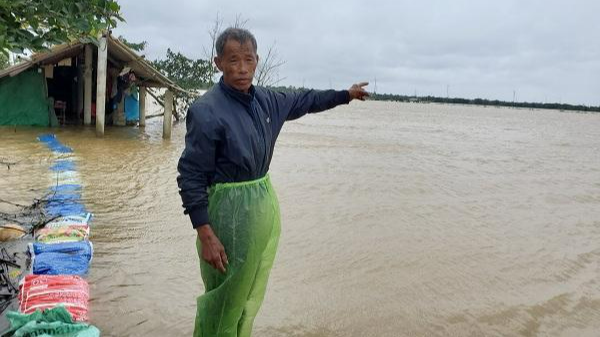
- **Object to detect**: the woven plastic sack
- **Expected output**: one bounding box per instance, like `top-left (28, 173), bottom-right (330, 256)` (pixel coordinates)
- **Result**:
top-left (30, 241), bottom-right (93, 275)
top-left (35, 225), bottom-right (89, 243)
top-left (45, 200), bottom-right (86, 217)
top-left (4, 306), bottom-right (100, 336)
top-left (18, 275), bottom-right (90, 322)
top-left (45, 214), bottom-right (92, 229)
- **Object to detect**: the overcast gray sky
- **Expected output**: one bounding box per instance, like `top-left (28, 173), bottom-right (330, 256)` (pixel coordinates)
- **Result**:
top-left (114, 0), bottom-right (600, 106)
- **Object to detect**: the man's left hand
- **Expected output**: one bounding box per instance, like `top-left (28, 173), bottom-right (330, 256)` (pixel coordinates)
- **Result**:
top-left (348, 82), bottom-right (369, 101)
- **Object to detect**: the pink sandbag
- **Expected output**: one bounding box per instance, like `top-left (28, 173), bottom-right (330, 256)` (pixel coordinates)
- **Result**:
top-left (18, 274), bottom-right (90, 322)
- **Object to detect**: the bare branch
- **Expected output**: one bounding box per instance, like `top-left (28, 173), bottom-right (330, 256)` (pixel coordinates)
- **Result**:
top-left (255, 41), bottom-right (286, 87)
top-left (146, 88), bottom-right (164, 107)
top-left (233, 14), bottom-right (249, 28)
top-left (204, 12), bottom-right (223, 84)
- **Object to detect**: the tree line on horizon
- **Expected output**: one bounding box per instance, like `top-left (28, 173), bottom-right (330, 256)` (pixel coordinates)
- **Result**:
top-left (268, 85), bottom-right (599, 113)
top-left (368, 92), bottom-right (600, 113)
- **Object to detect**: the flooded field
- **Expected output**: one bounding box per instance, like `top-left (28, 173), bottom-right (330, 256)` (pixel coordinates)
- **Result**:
top-left (1, 101), bottom-right (599, 336)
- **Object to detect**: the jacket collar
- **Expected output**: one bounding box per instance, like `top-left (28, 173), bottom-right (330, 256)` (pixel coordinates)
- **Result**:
top-left (218, 77), bottom-right (255, 107)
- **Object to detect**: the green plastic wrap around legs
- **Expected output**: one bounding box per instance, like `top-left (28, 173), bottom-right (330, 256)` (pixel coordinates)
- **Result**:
top-left (195, 175), bottom-right (281, 337)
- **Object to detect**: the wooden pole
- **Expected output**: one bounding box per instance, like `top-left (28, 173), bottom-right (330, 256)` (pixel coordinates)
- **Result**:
top-left (139, 86), bottom-right (146, 127)
top-left (95, 35), bottom-right (108, 136)
top-left (163, 89), bottom-right (173, 139)
top-left (77, 56), bottom-right (84, 124)
top-left (83, 45), bottom-right (93, 125)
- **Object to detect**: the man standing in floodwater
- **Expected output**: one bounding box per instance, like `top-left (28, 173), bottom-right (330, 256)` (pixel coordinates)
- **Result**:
top-left (177, 27), bottom-right (368, 336)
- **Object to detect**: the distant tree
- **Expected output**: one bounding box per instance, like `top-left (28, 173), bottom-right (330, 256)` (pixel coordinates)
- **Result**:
top-left (368, 91), bottom-right (600, 113)
top-left (153, 48), bottom-right (213, 90)
top-left (0, 0), bottom-right (123, 55)
top-left (152, 48), bottom-right (214, 116)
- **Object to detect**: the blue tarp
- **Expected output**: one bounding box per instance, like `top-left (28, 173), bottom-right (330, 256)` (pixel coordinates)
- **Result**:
top-left (125, 93), bottom-right (139, 122)
top-left (31, 241), bottom-right (93, 276)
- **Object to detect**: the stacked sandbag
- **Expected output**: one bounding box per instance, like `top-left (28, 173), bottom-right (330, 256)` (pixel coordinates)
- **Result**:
top-left (14, 135), bottom-right (96, 332)
top-left (3, 306), bottom-right (99, 336)
top-left (18, 275), bottom-right (90, 322)
top-left (25, 196), bottom-right (94, 322)
top-left (30, 240), bottom-right (93, 276)
top-left (35, 225), bottom-right (90, 244)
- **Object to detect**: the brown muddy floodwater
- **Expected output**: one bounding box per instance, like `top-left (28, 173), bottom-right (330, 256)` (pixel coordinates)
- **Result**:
top-left (1, 101), bottom-right (600, 336)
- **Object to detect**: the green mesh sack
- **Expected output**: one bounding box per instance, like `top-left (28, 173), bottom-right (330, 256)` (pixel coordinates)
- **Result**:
top-left (2, 305), bottom-right (100, 337)
top-left (195, 175), bottom-right (281, 337)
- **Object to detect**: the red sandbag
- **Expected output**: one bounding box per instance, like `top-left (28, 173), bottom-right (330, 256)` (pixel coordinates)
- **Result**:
top-left (18, 274), bottom-right (90, 322)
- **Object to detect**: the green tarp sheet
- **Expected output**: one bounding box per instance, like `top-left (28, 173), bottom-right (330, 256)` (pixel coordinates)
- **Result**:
top-left (0, 69), bottom-right (57, 127)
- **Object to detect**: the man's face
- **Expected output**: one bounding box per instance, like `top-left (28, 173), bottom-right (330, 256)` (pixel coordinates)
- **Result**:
top-left (215, 39), bottom-right (258, 93)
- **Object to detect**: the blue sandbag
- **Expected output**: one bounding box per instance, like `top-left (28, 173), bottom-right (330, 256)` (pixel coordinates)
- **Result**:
top-left (33, 253), bottom-right (91, 275)
top-left (31, 241), bottom-right (93, 276)
top-left (38, 134), bottom-right (73, 153)
top-left (47, 193), bottom-right (81, 202)
top-left (45, 201), bottom-right (86, 217)
top-left (32, 241), bottom-right (92, 255)
top-left (50, 184), bottom-right (82, 193)
top-left (50, 160), bottom-right (76, 172)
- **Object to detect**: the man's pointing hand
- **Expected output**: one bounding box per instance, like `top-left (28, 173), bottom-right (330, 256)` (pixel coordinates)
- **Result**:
top-left (348, 82), bottom-right (369, 101)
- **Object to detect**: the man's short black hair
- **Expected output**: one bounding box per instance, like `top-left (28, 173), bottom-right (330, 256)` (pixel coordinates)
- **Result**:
top-left (215, 27), bottom-right (258, 57)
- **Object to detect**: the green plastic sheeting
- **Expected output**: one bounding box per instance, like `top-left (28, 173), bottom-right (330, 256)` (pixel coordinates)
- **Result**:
top-left (0, 69), bottom-right (57, 126)
top-left (195, 175), bottom-right (281, 337)
top-left (2, 306), bottom-right (99, 337)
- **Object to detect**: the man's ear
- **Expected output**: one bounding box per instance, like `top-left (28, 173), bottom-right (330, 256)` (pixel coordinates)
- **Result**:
top-left (256, 54), bottom-right (259, 64)
top-left (214, 56), bottom-right (223, 72)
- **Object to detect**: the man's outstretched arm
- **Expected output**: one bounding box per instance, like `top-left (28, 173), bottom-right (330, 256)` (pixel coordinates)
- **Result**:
top-left (270, 82), bottom-right (369, 122)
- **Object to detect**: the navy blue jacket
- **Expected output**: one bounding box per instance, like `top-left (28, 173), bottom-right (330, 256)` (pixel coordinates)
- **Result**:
top-left (177, 79), bottom-right (351, 228)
